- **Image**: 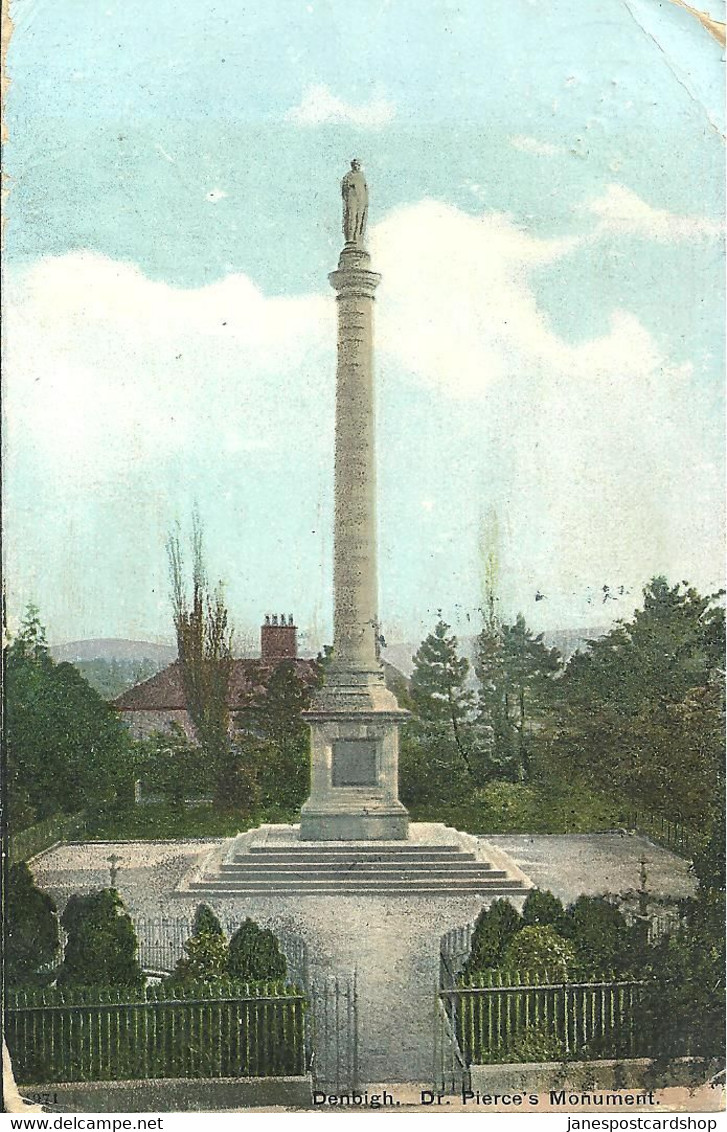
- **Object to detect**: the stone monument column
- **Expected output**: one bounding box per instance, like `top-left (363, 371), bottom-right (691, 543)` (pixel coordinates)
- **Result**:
top-left (300, 160), bottom-right (409, 841)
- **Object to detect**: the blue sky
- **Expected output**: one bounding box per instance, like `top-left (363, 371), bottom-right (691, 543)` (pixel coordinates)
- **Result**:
top-left (4, 0), bottom-right (725, 650)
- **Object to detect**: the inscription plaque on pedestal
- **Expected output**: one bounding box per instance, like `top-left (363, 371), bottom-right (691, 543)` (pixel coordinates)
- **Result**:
top-left (332, 739), bottom-right (378, 787)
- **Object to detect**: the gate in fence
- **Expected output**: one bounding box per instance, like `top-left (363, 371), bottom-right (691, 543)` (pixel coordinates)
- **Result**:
top-left (433, 992), bottom-right (470, 1094)
top-left (307, 973), bottom-right (359, 1093)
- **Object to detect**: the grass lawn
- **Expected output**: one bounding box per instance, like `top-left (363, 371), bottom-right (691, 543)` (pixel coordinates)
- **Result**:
top-left (85, 802), bottom-right (301, 841)
top-left (405, 778), bottom-right (627, 836)
top-left (81, 780), bottom-right (689, 848)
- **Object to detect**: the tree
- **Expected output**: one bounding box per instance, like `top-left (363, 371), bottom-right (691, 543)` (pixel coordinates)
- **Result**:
top-left (74, 657), bottom-right (162, 700)
top-left (168, 514), bottom-right (234, 809)
top-left (476, 613), bottom-right (561, 781)
top-left (9, 603), bottom-right (50, 663)
top-left (548, 579), bottom-right (725, 824)
top-left (5, 864), bottom-right (60, 986)
top-left (463, 899), bottom-right (522, 974)
top-left (691, 812), bottom-right (726, 895)
top-left (235, 660), bottom-right (315, 812)
top-left (502, 925), bottom-right (576, 974)
top-left (409, 619), bottom-right (475, 776)
top-left (639, 856), bottom-right (725, 1061)
top-left (58, 890), bottom-right (143, 988)
top-left (227, 920), bottom-right (287, 982)
top-left (135, 724), bottom-right (212, 809)
top-left (6, 604), bottom-right (134, 827)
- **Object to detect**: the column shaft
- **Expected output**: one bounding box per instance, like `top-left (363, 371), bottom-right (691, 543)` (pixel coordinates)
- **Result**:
top-left (330, 260), bottom-right (380, 671)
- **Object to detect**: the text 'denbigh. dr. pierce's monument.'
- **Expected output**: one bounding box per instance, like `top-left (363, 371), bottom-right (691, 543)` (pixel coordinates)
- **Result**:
top-left (299, 160), bottom-right (410, 841)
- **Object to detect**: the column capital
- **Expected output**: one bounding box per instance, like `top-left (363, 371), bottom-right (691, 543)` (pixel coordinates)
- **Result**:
top-left (329, 266), bottom-right (381, 300)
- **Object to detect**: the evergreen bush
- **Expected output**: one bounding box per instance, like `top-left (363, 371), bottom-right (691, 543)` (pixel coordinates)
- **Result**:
top-left (58, 889), bottom-right (143, 989)
top-left (227, 919), bottom-right (287, 982)
top-left (464, 899), bottom-right (522, 973)
top-left (6, 863), bottom-right (60, 985)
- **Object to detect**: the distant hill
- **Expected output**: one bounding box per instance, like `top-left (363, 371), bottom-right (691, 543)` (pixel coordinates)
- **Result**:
top-left (541, 626), bottom-right (612, 660)
top-left (382, 625), bottom-right (611, 677)
top-left (50, 638), bottom-right (177, 664)
top-left (48, 640), bottom-right (178, 699)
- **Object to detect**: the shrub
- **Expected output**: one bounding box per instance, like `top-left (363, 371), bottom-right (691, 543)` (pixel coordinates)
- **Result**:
top-left (171, 931), bottom-right (229, 984)
top-left (58, 890), bottom-right (143, 988)
top-left (6, 863), bottom-right (60, 985)
top-left (464, 899), bottom-right (522, 974)
top-left (135, 725), bottom-right (211, 809)
top-left (500, 1023), bottom-right (567, 1064)
top-left (227, 920), bottom-right (287, 982)
top-left (502, 925), bottom-right (576, 974)
top-left (564, 895), bottom-right (636, 973)
top-left (192, 903), bottom-right (223, 937)
top-left (522, 889), bottom-right (566, 932)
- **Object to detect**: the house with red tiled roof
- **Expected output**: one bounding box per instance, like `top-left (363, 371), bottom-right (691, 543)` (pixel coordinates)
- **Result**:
top-left (113, 615), bottom-right (318, 739)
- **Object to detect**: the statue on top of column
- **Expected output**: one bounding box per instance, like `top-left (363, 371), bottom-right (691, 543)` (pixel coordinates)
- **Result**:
top-left (341, 159), bottom-right (368, 246)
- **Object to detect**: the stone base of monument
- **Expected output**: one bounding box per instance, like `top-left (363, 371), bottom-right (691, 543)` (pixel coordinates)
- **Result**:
top-left (177, 823), bottom-right (531, 898)
top-left (296, 804), bottom-right (410, 842)
top-left (300, 669), bottom-right (412, 841)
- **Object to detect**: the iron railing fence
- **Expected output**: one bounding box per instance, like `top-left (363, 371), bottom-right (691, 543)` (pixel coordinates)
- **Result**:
top-left (131, 916), bottom-right (308, 987)
top-left (620, 810), bottom-right (699, 858)
top-left (6, 981), bottom-right (307, 1085)
top-left (9, 813), bottom-right (87, 866)
top-left (443, 969), bottom-right (644, 1065)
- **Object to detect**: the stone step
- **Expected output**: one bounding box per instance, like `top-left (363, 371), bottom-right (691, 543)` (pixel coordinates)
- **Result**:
top-left (248, 842), bottom-right (463, 854)
top-left (188, 876), bottom-right (525, 895)
top-left (225, 857), bottom-right (485, 871)
top-left (244, 851), bottom-right (464, 855)
top-left (186, 883), bottom-right (527, 897)
top-left (237, 850), bottom-right (477, 865)
top-left (219, 864), bottom-right (508, 880)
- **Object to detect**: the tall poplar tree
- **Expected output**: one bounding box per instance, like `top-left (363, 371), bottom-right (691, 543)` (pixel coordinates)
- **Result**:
top-left (167, 512), bottom-right (234, 808)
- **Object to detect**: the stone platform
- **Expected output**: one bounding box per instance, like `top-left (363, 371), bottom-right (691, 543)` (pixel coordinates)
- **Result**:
top-left (177, 822), bottom-right (531, 898)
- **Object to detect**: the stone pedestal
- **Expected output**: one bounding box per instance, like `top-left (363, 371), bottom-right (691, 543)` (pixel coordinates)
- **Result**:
top-left (300, 241), bottom-right (409, 841)
top-left (300, 671), bottom-right (409, 841)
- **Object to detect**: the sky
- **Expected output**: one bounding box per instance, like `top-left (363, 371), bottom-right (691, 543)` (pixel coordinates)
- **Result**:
top-left (3, 0), bottom-right (725, 652)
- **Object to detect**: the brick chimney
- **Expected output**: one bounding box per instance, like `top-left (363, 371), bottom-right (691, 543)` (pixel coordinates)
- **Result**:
top-left (260, 613), bottom-right (297, 663)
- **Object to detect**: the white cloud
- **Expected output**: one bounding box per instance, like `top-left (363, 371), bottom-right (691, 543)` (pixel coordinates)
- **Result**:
top-left (366, 200), bottom-right (720, 625)
top-left (285, 84), bottom-right (395, 128)
top-left (4, 195), bottom-right (721, 640)
top-left (371, 199), bottom-right (631, 396)
top-left (509, 135), bottom-right (562, 157)
top-left (205, 188), bottom-right (227, 203)
top-left (4, 253), bottom-right (332, 479)
top-left (586, 183), bottom-right (723, 241)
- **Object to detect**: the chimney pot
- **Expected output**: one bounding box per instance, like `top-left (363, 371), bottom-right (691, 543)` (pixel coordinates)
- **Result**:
top-left (260, 612), bottom-right (298, 663)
